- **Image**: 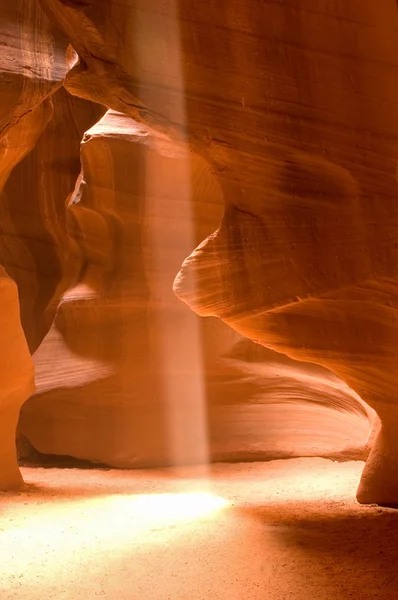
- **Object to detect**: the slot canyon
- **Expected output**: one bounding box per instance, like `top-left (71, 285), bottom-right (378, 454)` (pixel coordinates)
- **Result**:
top-left (1, 0), bottom-right (398, 598)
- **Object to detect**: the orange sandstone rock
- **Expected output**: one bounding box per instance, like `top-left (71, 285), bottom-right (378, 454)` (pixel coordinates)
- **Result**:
top-left (0, 267), bottom-right (34, 490)
top-left (20, 111), bottom-right (370, 468)
top-left (0, 0), bottom-right (389, 501)
top-left (169, 2), bottom-right (398, 505)
top-left (0, 0), bottom-right (71, 487)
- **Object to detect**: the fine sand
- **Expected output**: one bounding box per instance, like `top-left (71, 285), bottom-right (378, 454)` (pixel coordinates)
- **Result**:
top-left (1, 458), bottom-right (397, 599)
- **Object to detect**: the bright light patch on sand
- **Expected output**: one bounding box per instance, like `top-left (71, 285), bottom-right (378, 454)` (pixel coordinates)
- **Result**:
top-left (0, 491), bottom-right (228, 586)
top-left (1, 461), bottom-right (369, 598)
top-left (115, 491), bottom-right (228, 523)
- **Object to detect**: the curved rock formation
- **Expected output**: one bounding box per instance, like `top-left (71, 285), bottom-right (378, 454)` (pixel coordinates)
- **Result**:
top-left (0, 0), bottom-right (71, 487)
top-left (1, 88), bottom-right (104, 354)
top-left (19, 110), bottom-right (370, 468)
top-left (37, 0), bottom-right (396, 504)
top-left (0, 0), bottom-right (69, 145)
top-left (0, 267), bottom-right (34, 490)
top-left (0, 0), bottom-right (389, 500)
top-left (169, 3), bottom-right (398, 506)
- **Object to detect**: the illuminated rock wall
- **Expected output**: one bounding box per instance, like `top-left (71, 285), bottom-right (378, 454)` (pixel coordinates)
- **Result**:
top-left (3, 0), bottom-right (394, 505)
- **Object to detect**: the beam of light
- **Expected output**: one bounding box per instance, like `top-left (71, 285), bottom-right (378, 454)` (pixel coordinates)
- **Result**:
top-left (0, 491), bottom-right (228, 587)
top-left (136, 3), bottom-right (210, 469)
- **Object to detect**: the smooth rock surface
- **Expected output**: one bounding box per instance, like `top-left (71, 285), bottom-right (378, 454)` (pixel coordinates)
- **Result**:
top-left (164, 3), bottom-right (398, 505)
top-left (0, 1), bottom-right (69, 141)
top-left (0, 267), bottom-right (34, 490)
top-left (19, 111), bottom-right (371, 468)
top-left (36, 0), bottom-right (398, 503)
top-left (0, 0), bottom-right (69, 487)
top-left (0, 0), bottom-right (394, 503)
top-left (0, 2), bottom-right (104, 484)
top-left (1, 88), bottom-right (104, 353)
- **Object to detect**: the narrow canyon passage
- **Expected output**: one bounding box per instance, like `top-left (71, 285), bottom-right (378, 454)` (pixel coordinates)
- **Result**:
top-left (3, 1), bottom-right (398, 598)
top-left (2, 459), bottom-right (398, 600)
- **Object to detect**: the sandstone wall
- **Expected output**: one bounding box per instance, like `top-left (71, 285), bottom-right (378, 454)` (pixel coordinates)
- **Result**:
top-left (1, 0), bottom-right (390, 503)
top-left (19, 110), bottom-right (370, 468)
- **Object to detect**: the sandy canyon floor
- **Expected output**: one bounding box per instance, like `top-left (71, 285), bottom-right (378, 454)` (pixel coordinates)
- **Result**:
top-left (1, 458), bottom-right (397, 599)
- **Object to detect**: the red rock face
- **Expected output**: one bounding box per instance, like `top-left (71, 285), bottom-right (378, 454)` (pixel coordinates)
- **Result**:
top-left (0, 0), bottom-right (68, 489)
top-left (19, 110), bottom-right (370, 468)
top-left (0, 1), bottom-right (69, 137)
top-left (0, 0), bottom-right (394, 505)
top-left (0, 267), bottom-right (34, 490)
top-left (170, 3), bottom-right (398, 506)
top-left (1, 88), bottom-right (104, 353)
